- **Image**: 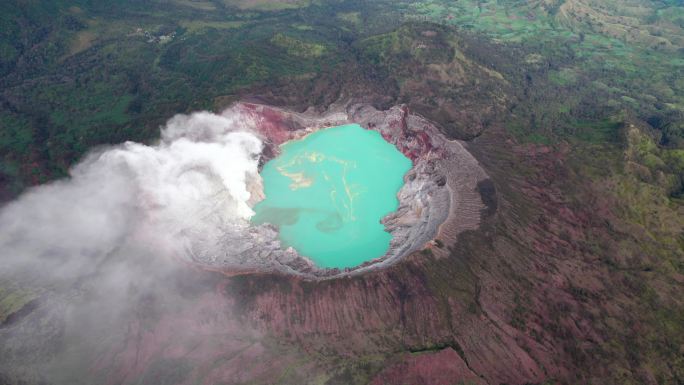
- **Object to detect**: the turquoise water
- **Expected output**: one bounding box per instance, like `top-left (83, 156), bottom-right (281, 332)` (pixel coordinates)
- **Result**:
top-left (251, 124), bottom-right (412, 268)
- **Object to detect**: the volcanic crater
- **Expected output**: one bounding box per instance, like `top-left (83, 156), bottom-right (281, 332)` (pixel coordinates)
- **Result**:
top-left (191, 102), bottom-right (490, 279)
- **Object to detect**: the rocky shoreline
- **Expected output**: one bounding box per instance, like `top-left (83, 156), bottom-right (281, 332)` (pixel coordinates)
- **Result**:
top-left (190, 102), bottom-right (489, 279)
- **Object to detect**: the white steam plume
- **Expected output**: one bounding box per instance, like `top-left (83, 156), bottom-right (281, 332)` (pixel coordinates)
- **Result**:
top-left (0, 109), bottom-right (264, 281)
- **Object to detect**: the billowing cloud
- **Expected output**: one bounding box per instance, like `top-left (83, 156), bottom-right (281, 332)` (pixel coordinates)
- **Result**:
top-left (0, 109), bottom-right (264, 283)
top-left (0, 108), bottom-right (275, 382)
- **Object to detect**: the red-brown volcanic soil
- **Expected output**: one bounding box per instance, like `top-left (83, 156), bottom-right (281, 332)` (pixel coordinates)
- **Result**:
top-left (3, 102), bottom-right (679, 385)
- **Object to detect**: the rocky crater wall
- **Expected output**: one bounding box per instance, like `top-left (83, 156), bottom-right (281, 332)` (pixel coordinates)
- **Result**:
top-left (191, 102), bottom-right (489, 279)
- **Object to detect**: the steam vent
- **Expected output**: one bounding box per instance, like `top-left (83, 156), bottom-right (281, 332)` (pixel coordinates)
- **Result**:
top-left (192, 102), bottom-right (490, 279)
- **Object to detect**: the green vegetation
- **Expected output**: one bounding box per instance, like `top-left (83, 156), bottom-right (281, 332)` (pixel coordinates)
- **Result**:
top-left (391, 0), bottom-right (684, 144)
top-left (223, 0), bottom-right (311, 11)
top-left (179, 20), bottom-right (245, 33)
top-left (1, 0), bottom-right (682, 198)
top-left (337, 11), bottom-right (361, 26)
top-left (271, 33), bottom-right (327, 57)
top-left (0, 284), bottom-right (36, 324)
top-left (0, 0), bottom-right (352, 197)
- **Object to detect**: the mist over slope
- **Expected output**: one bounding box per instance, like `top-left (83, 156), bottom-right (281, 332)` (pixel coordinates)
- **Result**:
top-left (0, 108), bottom-right (275, 382)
